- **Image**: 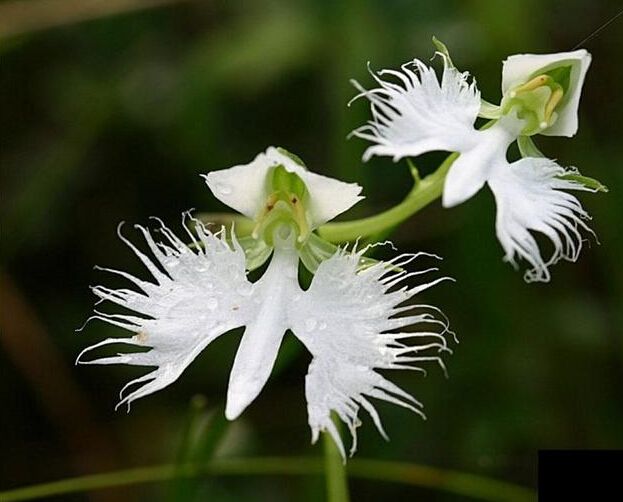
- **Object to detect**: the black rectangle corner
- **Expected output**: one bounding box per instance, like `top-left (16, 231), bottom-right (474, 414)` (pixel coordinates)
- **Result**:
top-left (538, 449), bottom-right (622, 500)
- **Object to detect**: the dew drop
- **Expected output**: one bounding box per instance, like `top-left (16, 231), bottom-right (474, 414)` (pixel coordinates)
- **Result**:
top-left (163, 257), bottom-right (179, 268)
top-left (305, 318), bottom-right (317, 331)
top-left (237, 283), bottom-right (253, 296)
top-left (319, 321), bottom-right (327, 330)
top-left (216, 182), bottom-right (232, 195)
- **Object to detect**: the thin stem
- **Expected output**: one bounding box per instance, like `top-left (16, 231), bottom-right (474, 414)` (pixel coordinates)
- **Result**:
top-left (318, 153), bottom-right (458, 243)
top-left (0, 457), bottom-right (535, 502)
top-left (323, 430), bottom-right (350, 502)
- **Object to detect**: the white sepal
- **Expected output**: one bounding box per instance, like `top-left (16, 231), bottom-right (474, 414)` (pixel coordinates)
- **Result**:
top-left (204, 147), bottom-right (363, 228)
top-left (488, 157), bottom-right (594, 282)
top-left (351, 56), bottom-right (480, 162)
top-left (289, 248), bottom-right (454, 458)
top-left (77, 218), bottom-right (254, 410)
top-left (501, 50), bottom-right (591, 137)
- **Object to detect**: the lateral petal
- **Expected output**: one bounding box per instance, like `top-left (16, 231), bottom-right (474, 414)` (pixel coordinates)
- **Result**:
top-left (77, 218), bottom-right (254, 410)
top-left (289, 248), bottom-right (454, 458)
top-left (351, 56), bottom-right (481, 162)
top-left (487, 157), bottom-right (594, 282)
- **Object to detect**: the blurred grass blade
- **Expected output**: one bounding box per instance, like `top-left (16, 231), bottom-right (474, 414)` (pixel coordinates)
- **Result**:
top-left (169, 397), bottom-right (229, 501)
top-left (0, 457), bottom-right (535, 502)
top-left (0, 0), bottom-right (189, 39)
top-left (2, 83), bottom-right (112, 262)
top-left (183, 5), bottom-right (320, 95)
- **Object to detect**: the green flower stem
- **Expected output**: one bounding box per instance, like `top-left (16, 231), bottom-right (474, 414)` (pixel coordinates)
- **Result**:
top-left (323, 428), bottom-right (350, 502)
top-left (318, 153), bottom-right (458, 244)
top-left (0, 456), bottom-right (534, 502)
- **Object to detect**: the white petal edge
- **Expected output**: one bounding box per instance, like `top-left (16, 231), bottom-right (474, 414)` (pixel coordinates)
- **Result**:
top-left (290, 248), bottom-right (455, 459)
top-left (204, 147), bottom-right (363, 228)
top-left (501, 49), bottom-right (591, 137)
top-left (203, 153), bottom-right (273, 220)
top-left (77, 216), bottom-right (254, 410)
top-left (350, 56), bottom-right (481, 162)
top-left (487, 157), bottom-right (594, 282)
top-left (442, 120), bottom-right (518, 208)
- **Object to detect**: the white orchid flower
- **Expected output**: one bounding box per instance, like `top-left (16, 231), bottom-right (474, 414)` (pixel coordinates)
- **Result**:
top-left (351, 42), bottom-right (601, 282)
top-left (77, 147), bottom-right (454, 458)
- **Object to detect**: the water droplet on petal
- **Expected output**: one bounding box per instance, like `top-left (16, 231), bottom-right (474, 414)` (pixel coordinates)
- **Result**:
top-left (237, 283), bottom-right (253, 296)
top-left (305, 318), bottom-right (317, 331)
top-left (216, 182), bottom-right (232, 195)
top-left (319, 321), bottom-right (327, 330)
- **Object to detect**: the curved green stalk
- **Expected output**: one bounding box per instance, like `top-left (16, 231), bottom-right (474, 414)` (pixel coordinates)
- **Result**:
top-left (318, 153), bottom-right (458, 243)
top-left (323, 429), bottom-right (350, 502)
top-left (0, 456), bottom-right (534, 502)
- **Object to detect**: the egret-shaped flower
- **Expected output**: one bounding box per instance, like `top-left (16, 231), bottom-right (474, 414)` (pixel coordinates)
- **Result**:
top-left (78, 147), bottom-right (453, 457)
top-left (352, 41), bottom-right (603, 282)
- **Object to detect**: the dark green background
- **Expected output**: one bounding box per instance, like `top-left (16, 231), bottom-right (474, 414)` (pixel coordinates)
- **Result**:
top-left (2, 0), bottom-right (622, 500)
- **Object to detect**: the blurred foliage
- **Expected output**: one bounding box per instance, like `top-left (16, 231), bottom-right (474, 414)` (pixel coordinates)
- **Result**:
top-left (1, 0), bottom-right (622, 500)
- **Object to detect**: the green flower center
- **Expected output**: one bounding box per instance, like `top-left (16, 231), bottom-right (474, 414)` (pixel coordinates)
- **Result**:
top-left (501, 65), bottom-right (571, 136)
top-left (252, 164), bottom-right (311, 246)
top-left (502, 74), bottom-right (563, 135)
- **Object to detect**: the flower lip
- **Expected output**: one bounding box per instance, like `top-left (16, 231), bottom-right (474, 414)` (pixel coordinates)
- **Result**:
top-left (79, 213), bottom-right (454, 458)
top-left (501, 49), bottom-right (591, 137)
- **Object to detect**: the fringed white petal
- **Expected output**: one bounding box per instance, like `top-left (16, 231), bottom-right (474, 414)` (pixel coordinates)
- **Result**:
top-left (289, 249), bottom-right (454, 459)
top-left (501, 50), bottom-right (591, 137)
top-left (77, 217), bottom-right (254, 410)
top-left (204, 147), bottom-right (362, 228)
top-left (350, 56), bottom-right (480, 162)
top-left (487, 157), bottom-right (594, 282)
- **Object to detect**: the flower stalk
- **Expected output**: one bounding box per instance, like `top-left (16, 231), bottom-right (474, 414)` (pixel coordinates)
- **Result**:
top-left (0, 457), bottom-right (535, 502)
top-left (318, 153), bottom-right (457, 243)
top-left (323, 420), bottom-right (350, 502)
